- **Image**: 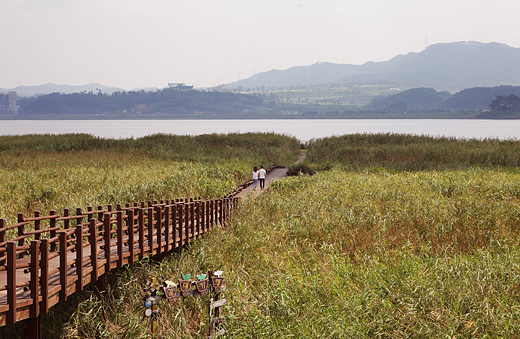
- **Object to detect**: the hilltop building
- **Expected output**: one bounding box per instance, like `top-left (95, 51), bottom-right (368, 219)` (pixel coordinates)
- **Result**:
top-left (0, 91), bottom-right (17, 115)
top-left (168, 83), bottom-right (194, 91)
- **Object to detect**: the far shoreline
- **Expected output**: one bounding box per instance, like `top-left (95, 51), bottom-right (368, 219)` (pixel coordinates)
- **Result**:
top-left (0, 112), bottom-right (503, 120)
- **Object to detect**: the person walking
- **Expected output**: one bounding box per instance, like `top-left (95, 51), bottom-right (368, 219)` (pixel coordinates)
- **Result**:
top-left (258, 165), bottom-right (266, 190)
top-left (252, 166), bottom-right (259, 190)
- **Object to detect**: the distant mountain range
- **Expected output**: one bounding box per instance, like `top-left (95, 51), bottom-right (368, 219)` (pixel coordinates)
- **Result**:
top-left (0, 83), bottom-right (161, 97)
top-left (225, 41), bottom-right (520, 91)
top-left (3, 41), bottom-right (519, 100)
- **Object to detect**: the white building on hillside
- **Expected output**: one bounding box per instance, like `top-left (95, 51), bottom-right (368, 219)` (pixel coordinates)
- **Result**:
top-left (0, 91), bottom-right (17, 115)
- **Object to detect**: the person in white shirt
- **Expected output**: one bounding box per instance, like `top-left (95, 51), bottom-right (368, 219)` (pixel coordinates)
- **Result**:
top-left (258, 165), bottom-right (266, 190)
top-left (252, 166), bottom-right (259, 190)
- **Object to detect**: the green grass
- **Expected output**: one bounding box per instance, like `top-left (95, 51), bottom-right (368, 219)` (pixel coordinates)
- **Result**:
top-left (0, 132), bottom-right (300, 338)
top-left (0, 133), bottom-right (300, 224)
top-left (57, 168), bottom-right (520, 338)
top-left (4, 133), bottom-right (520, 338)
top-left (303, 133), bottom-right (520, 171)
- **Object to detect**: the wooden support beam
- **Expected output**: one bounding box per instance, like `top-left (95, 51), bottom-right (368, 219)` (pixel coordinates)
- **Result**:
top-left (22, 316), bottom-right (41, 339)
top-left (30, 240), bottom-right (40, 318)
top-left (75, 226), bottom-right (83, 293)
top-left (104, 213), bottom-right (112, 274)
top-left (40, 239), bottom-right (49, 315)
top-left (7, 242), bottom-right (17, 325)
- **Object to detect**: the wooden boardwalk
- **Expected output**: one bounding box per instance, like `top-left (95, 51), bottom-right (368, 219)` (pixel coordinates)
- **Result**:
top-left (0, 164), bottom-right (287, 338)
top-left (0, 197), bottom-right (237, 338)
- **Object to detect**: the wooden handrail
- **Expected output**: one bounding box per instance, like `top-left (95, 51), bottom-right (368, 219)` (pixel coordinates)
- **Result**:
top-left (0, 190), bottom-right (243, 333)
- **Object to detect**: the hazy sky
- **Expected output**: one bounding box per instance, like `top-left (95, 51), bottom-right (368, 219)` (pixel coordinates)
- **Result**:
top-left (2, 0), bottom-right (519, 90)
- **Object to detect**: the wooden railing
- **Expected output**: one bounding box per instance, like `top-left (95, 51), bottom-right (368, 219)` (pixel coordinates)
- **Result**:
top-left (0, 164), bottom-right (283, 337)
top-left (0, 196), bottom-right (238, 333)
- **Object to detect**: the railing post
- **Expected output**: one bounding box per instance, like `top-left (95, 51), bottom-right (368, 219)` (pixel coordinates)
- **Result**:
top-left (97, 205), bottom-right (104, 224)
top-left (185, 202), bottom-right (190, 245)
top-left (90, 218), bottom-right (98, 283)
top-left (50, 210), bottom-right (57, 252)
top-left (210, 200), bottom-right (214, 230)
top-left (34, 211), bottom-right (41, 241)
top-left (222, 198), bottom-right (229, 225)
top-left (40, 239), bottom-right (49, 315)
top-left (17, 213), bottom-right (25, 258)
top-left (190, 202), bottom-right (195, 241)
top-left (222, 199), bottom-right (227, 225)
top-left (30, 240), bottom-right (40, 319)
top-left (164, 206), bottom-right (171, 252)
top-left (75, 225), bottom-right (83, 293)
top-left (178, 204), bottom-right (184, 247)
top-left (7, 241), bottom-right (16, 325)
top-left (147, 207), bottom-right (154, 253)
top-left (208, 200), bottom-right (212, 231)
top-left (127, 209), bottom-right (135, 265)
top-left (219, 199), bottom-right (223, 226)
top-left (76, 208), bottom-right (83, 226)
top-left (22, 316), bottom-right (41, 339)
top-left (117, 211), bottom-right (123, 268)
top-left (104, 213), bottom-right (112, 274)
top-left (195, 201), bottom-right (201, 237)
top-left (138, 208), bottom-right (145, 259)
top-left (59, 231), bottom-right (68, 302)
top-left (23, 247), bottom-right (42, 339)
top-left (227, 198), bottom-right (232, 223)
top-left (200, 201), bottom-right (205, 235)
top-left (224, 198), bottom-right (228, 224)
top-left (171, 204), bottom-right (177, 249)
top-left (0, 219), bottom-right (5, 266)
top-left (63, 208), bottom-right (70, 229)
top-left (155, 206), bottom-right (162, 260)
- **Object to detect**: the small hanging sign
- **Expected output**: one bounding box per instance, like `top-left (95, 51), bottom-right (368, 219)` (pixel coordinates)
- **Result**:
top-left (195, 278), bottom-right (209, 296)
top-left (179, 279), bottom-right (192, 297)
top-left (163, 280), bottom-right (177, 302)
top-left (211, 276), bottom-right (225, 293)
top-left (164, 285), bottom-right (177, 302)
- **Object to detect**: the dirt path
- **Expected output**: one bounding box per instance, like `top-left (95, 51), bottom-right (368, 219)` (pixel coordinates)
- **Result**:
top-left (236, 153), bottom-right (306, 199)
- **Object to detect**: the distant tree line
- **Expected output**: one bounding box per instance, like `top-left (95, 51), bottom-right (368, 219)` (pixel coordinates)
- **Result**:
top-left (17, 88), bottom-right (265, 116)
top-left (489, 94), bottom-right (520, 111)
top-left (14, 85), bottom-right (520, 119)
top-left (362, 86), bottom-right (520, 115)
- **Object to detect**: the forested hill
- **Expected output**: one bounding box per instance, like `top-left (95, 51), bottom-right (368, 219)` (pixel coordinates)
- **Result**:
top-left (17, 89), bottom-right (264, 116)
top-left (363, 86), bottom-right (520, 114)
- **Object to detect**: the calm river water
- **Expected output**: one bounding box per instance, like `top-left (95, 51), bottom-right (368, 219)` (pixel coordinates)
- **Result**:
top-left (1, 119), bottom-right (520, 142)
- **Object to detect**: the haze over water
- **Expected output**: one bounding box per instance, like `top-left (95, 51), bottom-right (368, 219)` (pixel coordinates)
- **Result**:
top-left (1, 119), bottom-right (520, 142)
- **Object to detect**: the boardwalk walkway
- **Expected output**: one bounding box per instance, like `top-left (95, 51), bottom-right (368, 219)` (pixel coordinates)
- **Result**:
top-left (236, 155), bottom-right (305, 199)
top-left (0, 198), bottom-right (236, 338)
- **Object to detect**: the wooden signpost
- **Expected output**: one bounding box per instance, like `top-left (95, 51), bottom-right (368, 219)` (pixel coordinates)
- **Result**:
top-left (143, 270), bottom-right (226, 338)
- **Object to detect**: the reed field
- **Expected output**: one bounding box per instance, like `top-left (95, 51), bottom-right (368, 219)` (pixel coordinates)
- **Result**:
top-left (3, 132), bottom-right (520, 338)
top-left (303, 133), bottom-right (520, 171)
top-left (0, 132), bottom-right (300, 225)
top-left (58, 168), bottom-right (520, 338)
